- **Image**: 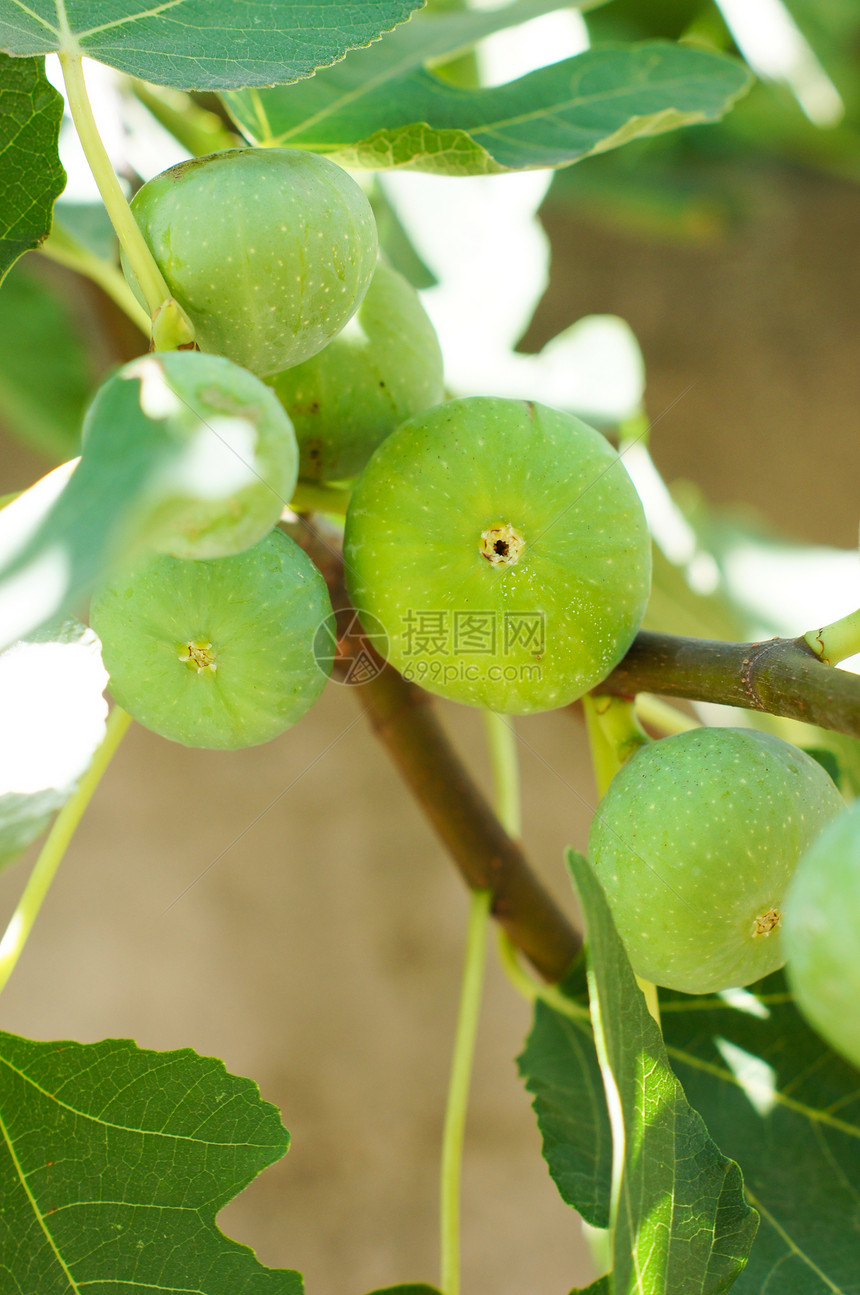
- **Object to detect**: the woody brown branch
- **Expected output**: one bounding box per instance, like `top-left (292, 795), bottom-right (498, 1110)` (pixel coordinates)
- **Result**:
top-left (598, 631), bottom-right (860, 739)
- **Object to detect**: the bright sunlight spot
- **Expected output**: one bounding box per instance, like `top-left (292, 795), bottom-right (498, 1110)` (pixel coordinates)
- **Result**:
top-left (715, 1038), bottom-right (779, 1117)
top-left (717, 986), bottom-right (772, 1019)
top-left (0, 630), bottom-right (108, 797)
top-left (715, 0), bottom-right (844, 127)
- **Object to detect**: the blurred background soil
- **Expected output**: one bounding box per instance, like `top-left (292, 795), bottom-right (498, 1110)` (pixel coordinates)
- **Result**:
top-left (2, 149), bottom-right (860, 1295)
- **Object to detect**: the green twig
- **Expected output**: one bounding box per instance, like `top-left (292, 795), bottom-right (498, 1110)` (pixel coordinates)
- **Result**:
top-left (438, 711), bottom-right (521, 1293)
top-left (0, 707), bottom-right (132, 997)
top-left (40, 222), bottom-right (151, 335)
top-left (496, 930), bottom-right (588, 1021)
top-left (439, 886), bottom-right (492, 1295)
top-left (482, 711), bottom-right (521, 839)
top-left (59, 54), bottom-right (172, 320)
top-left (805, 606), bottom-right (860, 666)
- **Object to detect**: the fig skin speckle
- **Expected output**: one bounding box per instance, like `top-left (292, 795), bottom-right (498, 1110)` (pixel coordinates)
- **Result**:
top-left (588, 727), bottom-right (844, 994)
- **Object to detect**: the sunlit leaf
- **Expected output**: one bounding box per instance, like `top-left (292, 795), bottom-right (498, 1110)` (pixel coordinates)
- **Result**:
top-left (567, 850), bottom-right (758, 1293)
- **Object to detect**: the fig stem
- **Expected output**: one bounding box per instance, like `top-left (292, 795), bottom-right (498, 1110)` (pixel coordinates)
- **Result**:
top-left (439, 887), bottom-right (491, 1295)
top-left (39, 221), bottom-right (151, 335)
top-left (58, 56), bottom-right (180, 324)
top-left (587, 695), bottom-right (649, 780)
top-left (0, 706), bottom-right (132, 998)
top-left (804, 605), bottom-right (860, 666)
top-left (289, 482), bottom-right (351, 518)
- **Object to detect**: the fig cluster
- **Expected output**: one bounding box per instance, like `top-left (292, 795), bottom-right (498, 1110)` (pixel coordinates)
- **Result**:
top-left (87, 146), bottom-right (857, 1023)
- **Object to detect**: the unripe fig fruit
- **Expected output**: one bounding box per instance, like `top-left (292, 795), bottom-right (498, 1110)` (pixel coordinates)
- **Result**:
top-left (343, 397), bottom-right (651, 713)
top-left (588, 728), bottom-right (844, 995)
top-left (783, 800), bottom-right (860, 1068)
top-left (268, 259), bottom-right (444, 482)
top-left (82, 351), bottom-right (298, 560)
top-left (90, 530), bottom-right (332, 749)
top-left (124, 148), bottom-right (378, 377)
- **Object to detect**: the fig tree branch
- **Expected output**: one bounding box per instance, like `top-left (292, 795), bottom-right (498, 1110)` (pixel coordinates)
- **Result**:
top-left (600, 631), bottom-right (860, 739)
top-left (286, 517), bottom-right (583, 983)
top-left (350, 654), bottom-right (582, 982)
top-left (288, 517), bottom-right (860, 983)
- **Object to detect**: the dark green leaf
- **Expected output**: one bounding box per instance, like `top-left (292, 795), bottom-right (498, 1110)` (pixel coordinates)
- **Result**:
top-left (567, 850), bottom-right (758, 1294)
top-left (226, 30), bottom-right (751, 175)
top-left (0, 616), bottom-right (107, 868)
top-left (365, 1286), bottom-right (442, 1293)
top-left (0, 53), bottom-right (65, 282)
top-left (0, 1031), bottom-right (302, 1291)
top-left (805, 732), bottom-right (860, 798)
top-left (517, 980), bottom-right (612, 1228)
top-left (662, 971), bottom-right (860, 1293)
top-left (0, 256), bottom-right (94, 461)
top-left (800, 745), bottom-right (843, 786)
top-left (0, 0), bottom-right (423, 90)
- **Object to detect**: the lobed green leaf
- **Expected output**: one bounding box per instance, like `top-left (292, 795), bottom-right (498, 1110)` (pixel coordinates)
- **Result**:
top-left (364, 1286), bottom-right (443, 1294)
top-left (226, 26), bottom-right (752, 175)
top-left (0, 52), bottom-right (65, 282)
top-left (0, 1031), bottom-right (302, 1290)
